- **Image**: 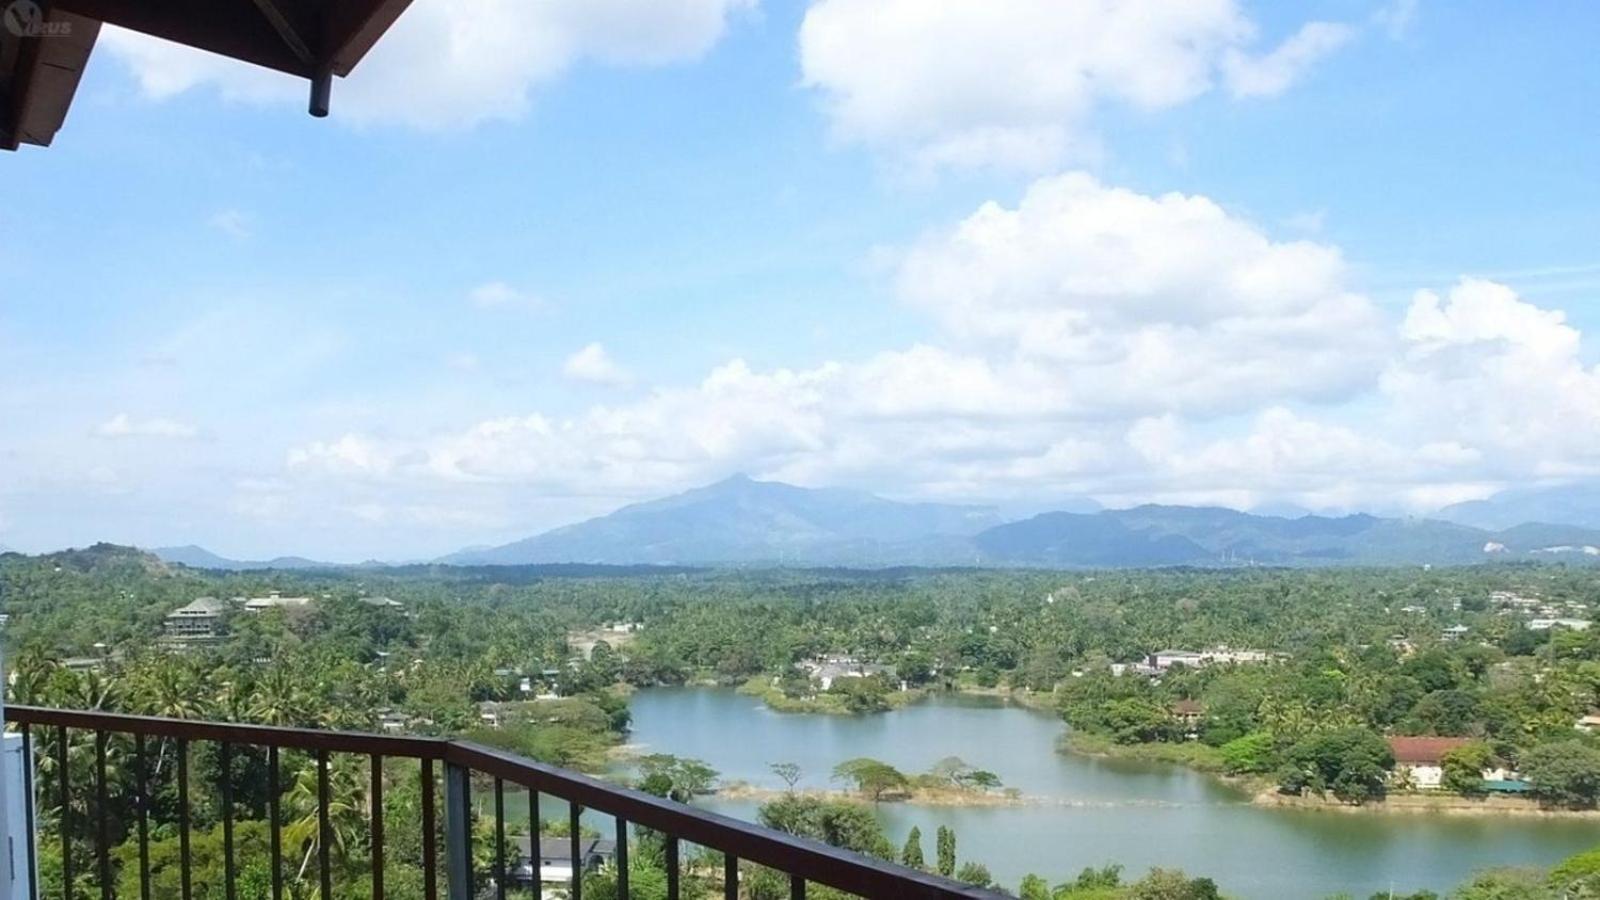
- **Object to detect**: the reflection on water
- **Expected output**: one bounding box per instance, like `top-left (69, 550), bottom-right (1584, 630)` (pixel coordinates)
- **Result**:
top-left (621, 687), bottom-right (1599, 899)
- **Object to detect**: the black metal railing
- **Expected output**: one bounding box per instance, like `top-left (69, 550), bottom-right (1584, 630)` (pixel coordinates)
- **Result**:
top-left (5, 705), bottom-right (1005, 899)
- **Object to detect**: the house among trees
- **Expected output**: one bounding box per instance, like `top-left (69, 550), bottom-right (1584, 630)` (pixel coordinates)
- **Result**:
top-left (1528, 617), bottom-right (1592, 631)
top-left (1389, 737), bottom-right (1471, 789)
top-left (1387, 737), bottom-right (1512, 790)
top-left (1148, 647), bottom-right (1272, 672)
top-left (511, 836), bottom-right (615, 887)
top-left (161, 596), bottom-right (227, 644)
top-left (1170, 699), bottom-right (1205, 736)
top-left (243, 591), bottom-right (315, 612)
top-left (802, 654), bottom-right (892, 690)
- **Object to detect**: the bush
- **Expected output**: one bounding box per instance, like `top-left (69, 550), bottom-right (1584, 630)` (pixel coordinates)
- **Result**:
top-left (1220, 731), bottom-right (1277, 774)
top-left (1276, 728), bottom-right (1393, 804)
top-left (1439, 742), bottom-right (1493, 797)
top-left (1521, 741), bottom-right (1600, 809)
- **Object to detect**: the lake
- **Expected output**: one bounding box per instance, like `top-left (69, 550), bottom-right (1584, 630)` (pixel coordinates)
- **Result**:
top-left (621, 687), bottom-right (1599, 899)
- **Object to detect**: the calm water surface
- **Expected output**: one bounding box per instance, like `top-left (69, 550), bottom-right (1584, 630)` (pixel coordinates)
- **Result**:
top-left (623, 687), bottom-right (1599, 899)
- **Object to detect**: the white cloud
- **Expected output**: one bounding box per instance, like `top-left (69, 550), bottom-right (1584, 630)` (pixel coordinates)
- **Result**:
top-left (208, 209), bottom-right (253, 239)
top-left (287, 435), bottom-right (402, 477)
top-left (1372, 0), bottom-right (1420, 39)
top-left (96, 413), bottom-right (198, 440)
top-left (1284, 209), bottom-right (1326, 233)
top-left (1222, 21), bottom-right (1355, 99)
top-left (1382, 279), bottom-right (1600, 473)
top-left (101, 0), bottom-right (755, 130)
top-left (799, 0), bottom-right (1354, 173)
top-left (894, 173), bottom-right (1388, 416)
top-left (445, 353), bottom-right (481, 373)
top-left (562, 343), bottom-right (633, 386)
top-left (469, 281), bottom-right (544, 312)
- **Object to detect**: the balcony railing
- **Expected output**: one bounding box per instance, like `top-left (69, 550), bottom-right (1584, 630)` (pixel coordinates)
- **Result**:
top-left (4, 705), bottom-right (1004, 900)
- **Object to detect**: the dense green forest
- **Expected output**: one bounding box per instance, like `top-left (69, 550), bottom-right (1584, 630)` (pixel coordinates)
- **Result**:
top-left (4, 544), bottom-right (1600, 897)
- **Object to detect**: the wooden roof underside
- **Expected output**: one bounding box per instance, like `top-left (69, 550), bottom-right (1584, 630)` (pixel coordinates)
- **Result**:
top-left (2, 0), bottom-right (413, 150)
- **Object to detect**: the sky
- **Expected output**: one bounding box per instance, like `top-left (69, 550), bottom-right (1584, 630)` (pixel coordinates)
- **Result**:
top-left (3, 0), bottom-right (1600, 561)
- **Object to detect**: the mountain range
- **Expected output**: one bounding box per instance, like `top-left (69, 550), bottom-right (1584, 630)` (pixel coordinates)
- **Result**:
top-left (437, 475), bottom-right (1003, 566)
top-left (435, 475), bottom-right (1600, 569)
top-left (143, 476), bottom-right (1600, 571)
top-left (1438, 483), bottom-right (1600, 531)
top-left (151, 545), bottom-right (346, 571)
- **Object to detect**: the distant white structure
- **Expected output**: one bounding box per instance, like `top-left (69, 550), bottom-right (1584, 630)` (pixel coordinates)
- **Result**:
top-left (1491, 591), bottom-right (1541, 608)
top-left (801, 654), bottom-right (891, 690)
top-left (242, 591), bottom-right (314, 613)
top-left (1148, 648), bottom-right (1272, 672)
top-left (1528, 618), bottom-right (1592, 631)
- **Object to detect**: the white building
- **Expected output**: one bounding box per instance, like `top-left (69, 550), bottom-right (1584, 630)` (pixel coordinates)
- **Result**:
top-left (1528, 618), bottom-right (1592, 631)
top-left (242, 591), bottom-right (314, 613)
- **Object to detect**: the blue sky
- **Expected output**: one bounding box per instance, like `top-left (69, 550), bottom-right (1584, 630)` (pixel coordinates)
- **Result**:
top-left (3, 0), bottom-right (1600, 560)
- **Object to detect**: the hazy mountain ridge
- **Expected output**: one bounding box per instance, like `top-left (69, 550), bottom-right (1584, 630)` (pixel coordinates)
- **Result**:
top-left (1440, 483), bottom-right (1600, 531)
top-left (152, 545), bottom-right (344, 571)
top-left (439, 474), bottom-right (1003, 566)
top-left (979, 506), bottom-right (1536, 567)
top-left (440, 478), bottom-right (1600, 569)
top-left (123, 479), bottom-right (1600, 570)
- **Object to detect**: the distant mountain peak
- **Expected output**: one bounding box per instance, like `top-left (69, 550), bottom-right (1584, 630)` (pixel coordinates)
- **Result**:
top-left (152, 545), bottom-right (342, 571)
top-left (439, 476), bottom-right (1002, 567)
top-left (1439, 482), bottom-right (1600, 531)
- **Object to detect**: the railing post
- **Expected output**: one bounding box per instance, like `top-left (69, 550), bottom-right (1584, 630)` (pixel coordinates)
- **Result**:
top-left (443, 762), bottom-right (472, 900)
top-left (0, 644), bottom-right (14, 900)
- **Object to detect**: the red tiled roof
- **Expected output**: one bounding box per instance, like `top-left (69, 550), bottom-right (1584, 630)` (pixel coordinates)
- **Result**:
top-left (1171, 699), bottom-right (1205, 715)
top-left (1388, 736), bottom-right (1471, 764)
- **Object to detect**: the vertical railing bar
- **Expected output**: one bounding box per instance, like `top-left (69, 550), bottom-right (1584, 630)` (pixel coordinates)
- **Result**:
top-left (790, 873), bottom-right (805, 900)
top-left (664, 836), bottom-right (679, 900)
top-left (220, 741), bottom-right (235, 900)
top-left (178, 737), bottom-right (192, 900)
top-left (723, 853), bottom-right (737, 900)
top-left (317, 749), bottom-right (333, 900)
top-left (568, 802), bottom-right (581, 900)
top-left (493, 778), bottom-right (506, 900)
top-left (93, 730), bottom-right (109, 900)
top-left (268, 745), bottom-right (282, 900)
top-left (133, 733), bottom-right (149, 900)
top-left (421, 758), bottom-right (438, 900)
top-left (529, 787), bottom-right (542, 900)
top-left (371, 754), bottom-right (385, 900)
top-left (443, 762), bottom-right (472, 900)
top-left (21, 725), bottom-right (38, 900)
top-left (54, 725), bottom-right (69, 900)
top-left (614, 817), bottom-right (628, 900)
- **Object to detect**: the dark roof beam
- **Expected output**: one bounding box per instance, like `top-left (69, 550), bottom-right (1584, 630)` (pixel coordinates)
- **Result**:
top-left (246, 0), bottom-right (314, 66)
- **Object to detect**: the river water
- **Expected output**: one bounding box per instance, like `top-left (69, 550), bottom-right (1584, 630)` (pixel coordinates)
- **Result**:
top-left (622, 687), bottom-right (1598, 899)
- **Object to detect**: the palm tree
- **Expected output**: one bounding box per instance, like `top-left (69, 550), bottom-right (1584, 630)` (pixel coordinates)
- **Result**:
top-left (251, 667), bottom-right (311, 727)
top-left (126, 660), bottom-right (209, 778)
top-left (283, 755), bottom-right (370, 892)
